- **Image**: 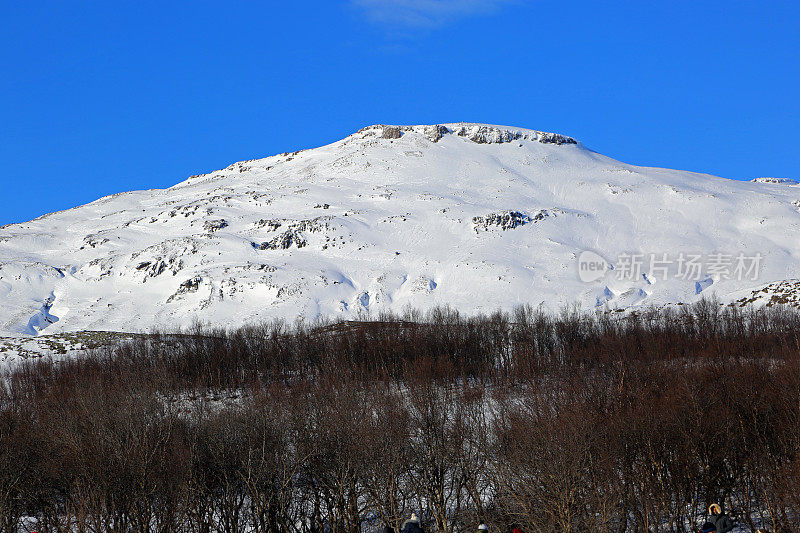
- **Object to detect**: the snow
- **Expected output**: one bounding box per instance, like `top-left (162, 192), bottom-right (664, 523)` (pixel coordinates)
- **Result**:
top-left (750, 177), bottom-right (799, 185)
top-left (1, 122), bottom-right (800, 337)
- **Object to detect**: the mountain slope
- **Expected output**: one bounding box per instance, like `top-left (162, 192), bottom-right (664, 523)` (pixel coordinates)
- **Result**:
top-left (2, 123), bottom-right (799, 336)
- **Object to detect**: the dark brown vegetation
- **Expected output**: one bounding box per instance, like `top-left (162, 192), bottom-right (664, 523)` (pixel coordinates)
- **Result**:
top-left (1, 300), bottom-right (799, 532)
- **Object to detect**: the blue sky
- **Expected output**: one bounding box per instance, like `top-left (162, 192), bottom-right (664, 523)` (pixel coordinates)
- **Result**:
top-left (1, 1), bottom-right (798, 226)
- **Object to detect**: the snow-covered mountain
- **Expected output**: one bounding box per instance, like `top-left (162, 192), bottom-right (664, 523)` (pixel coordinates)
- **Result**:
top-left (2, 123), bottom-right (799, 337)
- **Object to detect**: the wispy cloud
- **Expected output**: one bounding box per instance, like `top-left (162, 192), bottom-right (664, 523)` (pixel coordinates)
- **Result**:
top-left (351, 0), bottom-right (517, 30)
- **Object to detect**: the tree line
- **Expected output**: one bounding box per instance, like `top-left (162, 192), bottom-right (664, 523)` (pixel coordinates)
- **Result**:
top-left (1, 299), bottom-right (799, 532)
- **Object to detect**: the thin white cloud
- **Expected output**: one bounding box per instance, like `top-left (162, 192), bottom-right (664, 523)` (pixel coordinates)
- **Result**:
top-left (351, 0), bottom-right (517, 29)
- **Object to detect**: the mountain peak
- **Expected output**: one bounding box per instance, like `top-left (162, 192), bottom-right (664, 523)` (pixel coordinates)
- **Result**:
top-left (2, 121), bottom-right (799, 339)
top-left (355, 123), bottom-right (578, 145)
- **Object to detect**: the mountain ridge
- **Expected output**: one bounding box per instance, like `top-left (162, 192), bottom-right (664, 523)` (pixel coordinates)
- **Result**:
top-left (1, 122), bottom-right (799, 337)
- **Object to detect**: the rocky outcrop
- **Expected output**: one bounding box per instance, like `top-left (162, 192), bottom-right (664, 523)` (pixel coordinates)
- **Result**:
top-left (381, 126), bottom-right (403, 139)
top-left (202, 219), bottom-right (228, 232)
top-left (81, 233), bottom-right (110, 250)
top-left (734, 279), bottom-right (800, 308)
top-left (360, 123), bottom-right (577, 146)
top-left (166, 276), bottom-right (203, 303)
top-left (256, 219), bottom-right (283, 231)
top-left (454, 124), bottom-right (523, 144)
top-left (253, 229), bottom-right (307, 250)
top-left (425, 124), bottom-right (449, 143)
top-left (292, 217), bottom-right (332, 233)
top-left (128, 238), bottom-right (200, 281)
top-left (138, 257), bottom-right (184, 278)
top-left (472, 209), bottom-right (554, 233)
top-left (751, 177), bottom-right (799, 185)
top-left (473, 211), bottom-right (530, 232)
top-left (251, 217), bottom-right (333, 251)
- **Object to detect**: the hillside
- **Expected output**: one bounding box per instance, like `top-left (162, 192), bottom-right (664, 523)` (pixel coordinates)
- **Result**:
top-left (1, 123), bottom-right (799, 337)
